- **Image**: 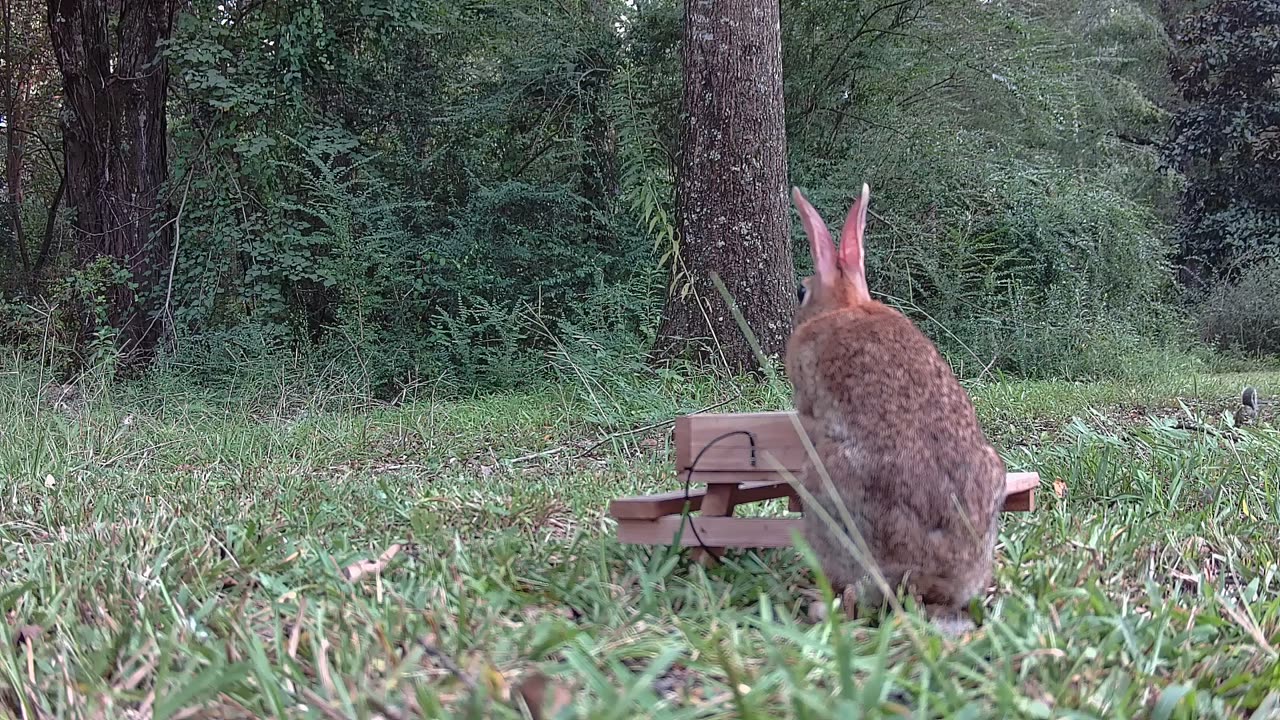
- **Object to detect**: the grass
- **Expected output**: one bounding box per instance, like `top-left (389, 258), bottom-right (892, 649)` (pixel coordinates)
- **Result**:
top-left (1, 355), bottom-right (1279, 719)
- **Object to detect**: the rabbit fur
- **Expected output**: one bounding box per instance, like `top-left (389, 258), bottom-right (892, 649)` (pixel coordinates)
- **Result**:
top-left (784, 184), bottom-right (1007, 632)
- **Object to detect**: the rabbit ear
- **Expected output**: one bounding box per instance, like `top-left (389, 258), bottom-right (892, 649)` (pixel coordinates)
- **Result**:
top-left (792, 187), bottom-right (837, 284)
top-left (837, 183), bottom-right (871, 304)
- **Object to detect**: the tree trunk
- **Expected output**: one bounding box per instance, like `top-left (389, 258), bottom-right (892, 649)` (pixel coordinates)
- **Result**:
top-left (2, 0), bottom-right (33, 284)
top-left (650, 0), bottom-right (796, 373)
top-left (3, 75), bottom-right (32, 284)
top-left (46, 0), bottom-right (179, 371)
top-left (579, 0), bottom-right (620, 251)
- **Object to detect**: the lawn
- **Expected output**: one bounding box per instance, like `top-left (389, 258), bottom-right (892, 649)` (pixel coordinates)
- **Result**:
top-left (1, 359), bottom-right (1278, 719)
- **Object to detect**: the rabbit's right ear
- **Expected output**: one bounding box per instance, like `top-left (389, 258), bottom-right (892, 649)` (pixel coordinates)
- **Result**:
top-left (792, 187), bottom-right (837, 285)
top-left (836, 183), bottom-right (871, 304)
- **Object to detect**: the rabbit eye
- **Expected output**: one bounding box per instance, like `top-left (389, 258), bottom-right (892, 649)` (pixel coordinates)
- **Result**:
top-left (797, 284), bottom-right (808, 305)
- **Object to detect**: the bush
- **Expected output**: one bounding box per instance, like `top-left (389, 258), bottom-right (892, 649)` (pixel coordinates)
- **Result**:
top-left (0, 257), bottom-right (135, 379)
top-left (165, 132), bottom-right (656, 395)
top-left (789, 114), bottom-right (1192, 381)
top-left (1196, 256), bottom-right (1280, 357)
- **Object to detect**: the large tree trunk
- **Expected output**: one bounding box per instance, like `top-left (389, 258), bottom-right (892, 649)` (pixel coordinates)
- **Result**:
top-left (46, 0), bottom-right (179, 371)
top-left (651, 0), bottom-right (796, 373)
top-left (2, 0), bottom-right (34, 285)
top-left (578, 0), bottom-right (620, 252)
top-left (582, 0), bottom-right (619, 200)
top-left (3, 70), bottom-right (32, 284)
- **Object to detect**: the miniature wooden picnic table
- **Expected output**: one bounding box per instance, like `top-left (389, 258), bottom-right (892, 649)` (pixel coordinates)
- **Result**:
top-left (609, 411), bottom-right (1039, 559)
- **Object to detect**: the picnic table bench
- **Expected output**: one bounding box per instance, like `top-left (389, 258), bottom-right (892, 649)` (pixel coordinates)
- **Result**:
top-left (609, 411), bottom-right (1039, 559)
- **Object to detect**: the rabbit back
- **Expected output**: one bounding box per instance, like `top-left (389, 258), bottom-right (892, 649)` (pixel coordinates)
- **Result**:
top-left (786, 304), bottom-right (1006, 610)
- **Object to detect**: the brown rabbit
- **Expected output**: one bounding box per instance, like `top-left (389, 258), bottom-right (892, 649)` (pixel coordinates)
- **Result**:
top-left (784, 183), bottom-right (1006, 633)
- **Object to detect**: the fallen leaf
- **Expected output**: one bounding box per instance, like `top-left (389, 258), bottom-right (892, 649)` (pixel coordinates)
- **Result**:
top-left (476, 658), bottom-right (509, 697)
top-left (13, 625), bottom-right (42, 649)
top-left (1052, 479), bottom-right (1067, 499)
top-left (343, 544), bottom-right (402, 582)
top-left (512, 670), bottom-right (574, 720)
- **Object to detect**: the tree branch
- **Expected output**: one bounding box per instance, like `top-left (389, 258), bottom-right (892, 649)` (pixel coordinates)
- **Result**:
top-left (31, 170), bottom-right (65, 282)
top-left (1116, 131), bottom-right (1164, 150)
top-left (13, 127), bottom-right (64, 179)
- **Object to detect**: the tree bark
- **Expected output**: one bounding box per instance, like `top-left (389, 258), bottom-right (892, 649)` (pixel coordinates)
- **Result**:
top-left (650, 0), bottom-right (796, 373)
top-left (3, 76), bottom-right (32, 283)
top-left (578, 0), bottom-right (620, 252)
top-left (46, 0), bottom-right (179, 371)
top-left (2, 0), bottom-right (34, 283)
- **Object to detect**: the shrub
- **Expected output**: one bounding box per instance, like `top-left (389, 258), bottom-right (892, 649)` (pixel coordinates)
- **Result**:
top-left (1196, 256), bottom-right (1280, 357)
top-left (789, 114), bottom-right (1191, 381)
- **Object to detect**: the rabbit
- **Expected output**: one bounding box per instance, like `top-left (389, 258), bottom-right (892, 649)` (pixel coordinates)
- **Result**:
top-left (784, 183), bottom-right (1007, 635)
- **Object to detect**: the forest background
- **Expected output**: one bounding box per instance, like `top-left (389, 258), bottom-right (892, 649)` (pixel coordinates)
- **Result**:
top-left (3, 0), bottom-right (1278, 390)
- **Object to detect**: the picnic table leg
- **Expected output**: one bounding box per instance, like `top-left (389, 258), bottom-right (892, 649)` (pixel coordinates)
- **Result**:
top-left (689, 484), bottom-right (737, 566)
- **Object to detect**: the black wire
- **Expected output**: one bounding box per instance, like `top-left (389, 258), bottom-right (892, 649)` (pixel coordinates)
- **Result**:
top-left (680, 430), bottom-right (758, 555)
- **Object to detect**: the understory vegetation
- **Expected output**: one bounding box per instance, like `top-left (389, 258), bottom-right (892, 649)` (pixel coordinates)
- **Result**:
top-left (4, 0), bottom-right (1277, 387)
top-left (1, 360), bottom-right (1279, 717)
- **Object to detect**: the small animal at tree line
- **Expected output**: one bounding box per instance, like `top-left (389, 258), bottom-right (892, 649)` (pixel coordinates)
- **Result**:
top-left (785, 183), bottom-right (1007, 635)
top-left (1235, 386), bottom-right (1259, 427)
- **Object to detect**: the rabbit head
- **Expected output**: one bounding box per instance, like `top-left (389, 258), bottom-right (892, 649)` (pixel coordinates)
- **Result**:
top-left (792, 184), bottom-right (883, 326)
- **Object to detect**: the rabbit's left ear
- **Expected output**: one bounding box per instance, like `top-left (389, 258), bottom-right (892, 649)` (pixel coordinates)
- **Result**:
top-left (793, 187), bottom-right (837, 285)
top-left (837, 183), bottom-right (871, 304)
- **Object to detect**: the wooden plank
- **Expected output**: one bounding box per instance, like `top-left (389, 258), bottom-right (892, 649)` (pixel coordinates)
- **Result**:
top-left (678, 410), bottom-right (1030, 474)
top-left (678, 469), bottom-right (1038, 511)
top-left (616, 516), bottom-right (803, 548)
top-left (689, 484), bottom-right (737, 565)
top-left (675, 411), bottom-right (802, 473)
top-left (1004, 471), bottom-right (1037, 512)
top-left (615, 494), bottom-right (1040, 547)
top-left (682, 470), bottom-right (798, 485)
top-left (609, 472), bottom-right (1037, 520)
top-left (608, 481), bottom-right (797, 520)
top-left (675, 411), bottom-right (1039, 507)
top-left (1005, 471), bottom-right (1039, 494)
top-left (1005, 489), bottom-right (1034, 513)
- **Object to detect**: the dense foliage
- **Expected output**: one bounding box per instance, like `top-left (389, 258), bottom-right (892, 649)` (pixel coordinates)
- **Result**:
top-left (1166, 0), bottom-right (1280, 284)
top-left (2, 0), bottom-right (1275, 393)
top-left (1162, 0), bottom-right (1280, 354)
